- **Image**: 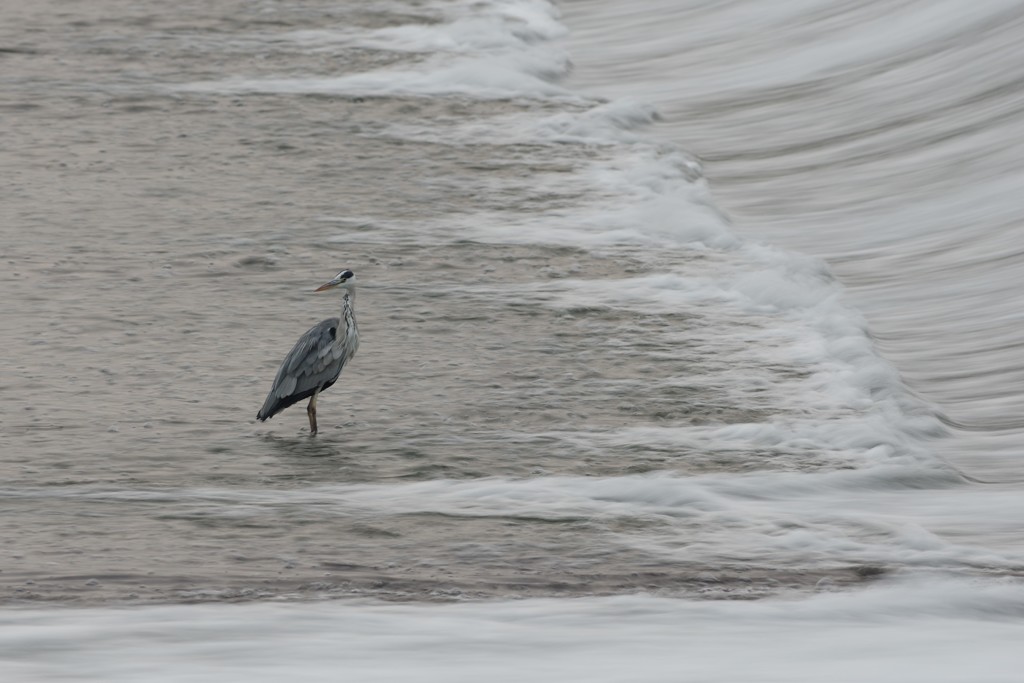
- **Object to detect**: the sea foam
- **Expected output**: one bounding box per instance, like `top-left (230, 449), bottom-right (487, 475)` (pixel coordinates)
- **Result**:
top-left (4, 578), bottom-right (1024, 683)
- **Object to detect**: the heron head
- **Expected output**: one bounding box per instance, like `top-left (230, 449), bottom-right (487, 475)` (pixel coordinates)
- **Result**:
top-left (314, 269), bottom-right (355, 292)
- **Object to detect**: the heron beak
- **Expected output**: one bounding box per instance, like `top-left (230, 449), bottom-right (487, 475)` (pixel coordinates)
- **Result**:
top-left (314, 279), bottom-right (340, 292)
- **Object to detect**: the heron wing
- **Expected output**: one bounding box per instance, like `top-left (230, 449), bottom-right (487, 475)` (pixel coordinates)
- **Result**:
top-left (257, 317), bottom-right (345, 421)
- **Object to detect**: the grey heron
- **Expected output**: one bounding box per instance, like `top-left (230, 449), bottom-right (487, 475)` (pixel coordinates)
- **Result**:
top-left (256, 269), bottom-right (359, 435)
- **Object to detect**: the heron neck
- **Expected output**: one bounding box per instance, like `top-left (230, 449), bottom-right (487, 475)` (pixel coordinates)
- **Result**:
top-left (340, 289), bottom-right (356, 324)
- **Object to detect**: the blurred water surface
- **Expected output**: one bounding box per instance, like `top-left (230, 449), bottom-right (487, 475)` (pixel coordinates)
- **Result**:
top-left (567, 0), bottom-right (1024, 471)
top-left (2, 0), bottom-right (1024, 679)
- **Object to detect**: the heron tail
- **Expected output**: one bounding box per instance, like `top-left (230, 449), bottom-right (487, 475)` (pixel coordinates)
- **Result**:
top-left (256, 395), bottom-right (281, 422)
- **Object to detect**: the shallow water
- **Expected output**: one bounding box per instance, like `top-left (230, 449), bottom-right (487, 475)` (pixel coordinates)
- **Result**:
top-left (2, 0), bottom-right (1024, 678)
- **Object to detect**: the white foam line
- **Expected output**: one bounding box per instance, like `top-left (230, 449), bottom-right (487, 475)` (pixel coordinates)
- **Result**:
top-left (176, 49), bottom-right (575, 100)
top-left (3, 577), bottom-right (1024, 683)
top-left (4, 466), bottom-right (1022, 568)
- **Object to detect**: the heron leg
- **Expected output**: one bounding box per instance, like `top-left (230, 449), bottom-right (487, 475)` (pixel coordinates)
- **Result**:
top-left (307, 391), bottom-right (319, 436)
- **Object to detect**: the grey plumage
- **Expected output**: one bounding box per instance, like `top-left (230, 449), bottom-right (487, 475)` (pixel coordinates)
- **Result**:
top-left (257, 269), bottom-right (359, 434)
